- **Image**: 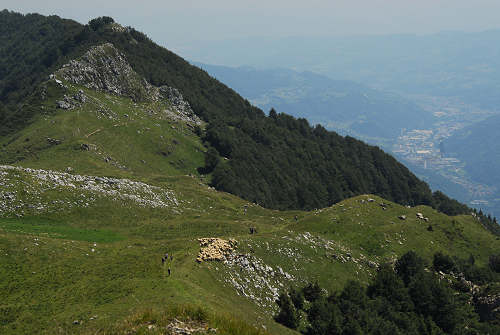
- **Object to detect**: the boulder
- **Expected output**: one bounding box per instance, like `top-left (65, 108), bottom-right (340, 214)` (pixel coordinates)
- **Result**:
top-left (47, 138), bottom-right (61, 145)
top-left (57, 100), bottom-right (72, 109)
top-left (81, 143), bottom-right (97, 151)
top-left (73, 90), bottom-right (87, 103)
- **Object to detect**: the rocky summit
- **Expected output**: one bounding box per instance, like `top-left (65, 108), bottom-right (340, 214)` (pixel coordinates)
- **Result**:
top-left (55, 43), bottom-right (202, 126)
top-left (57, 43), bottom-right (144, 99)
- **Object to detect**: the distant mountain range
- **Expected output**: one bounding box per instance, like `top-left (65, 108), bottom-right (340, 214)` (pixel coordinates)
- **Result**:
top-left (196, 63), bottom-right (434, 142)
top-left (185, 31), bottom-right (500, 110)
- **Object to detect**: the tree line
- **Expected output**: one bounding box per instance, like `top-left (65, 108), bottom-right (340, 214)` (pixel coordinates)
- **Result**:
top-left (275, 251), bottom-right (500, 334)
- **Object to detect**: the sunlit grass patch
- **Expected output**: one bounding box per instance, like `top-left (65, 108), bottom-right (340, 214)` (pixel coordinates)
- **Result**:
top-left (0, 217), bottom-right (123, 242)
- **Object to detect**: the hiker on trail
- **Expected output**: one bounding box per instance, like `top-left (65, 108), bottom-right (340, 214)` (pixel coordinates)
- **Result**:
top-left (168, 268), bottom-right (171, 276)
top-left (162, 257), bottom-right (165, 264)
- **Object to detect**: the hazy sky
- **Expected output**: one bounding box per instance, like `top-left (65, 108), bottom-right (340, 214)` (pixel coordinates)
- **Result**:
top-left (4, 0), bottom-right (500, 50)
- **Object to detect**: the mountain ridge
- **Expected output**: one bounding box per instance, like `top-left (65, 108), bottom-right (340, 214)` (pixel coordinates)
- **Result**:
top-left (0, 11), bottom-right (445, 214)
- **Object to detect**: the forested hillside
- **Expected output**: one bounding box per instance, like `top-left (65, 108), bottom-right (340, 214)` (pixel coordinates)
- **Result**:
top-left (205, 114), bottom-right (432, 209)
top-left (0, 11), bottom-right (84, 134)
top-left (0, 10), bottom-right (490, 216)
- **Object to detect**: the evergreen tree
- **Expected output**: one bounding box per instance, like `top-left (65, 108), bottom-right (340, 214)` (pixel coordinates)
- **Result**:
top-left (489, 253), bottom-right (500, 273)
top-left (289, 287), bottom-right (305, 310)
top-left (275, 292), bottom-right (300, 329)
top-left (367, 264), bottom-right (413, 312)
top-left (306, 298), bottom-right (342, 335)
top-left (303, 281), bottom-right (323, 302)
top-left (202, 147), bottom-right (220, 173)
top-left (395, 251), bottom-right (425, 286)
top-left (433, 252), bottom-right (456, 273)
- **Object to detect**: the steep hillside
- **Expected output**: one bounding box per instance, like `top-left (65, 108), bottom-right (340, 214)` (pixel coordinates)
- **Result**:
top-left (0, 18), bottom-right (498, 333)
top-left (0, 11), bottom-right (439, 212)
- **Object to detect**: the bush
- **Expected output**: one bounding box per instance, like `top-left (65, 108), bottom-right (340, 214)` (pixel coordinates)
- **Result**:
top-left (489, 254), bottom-right (500, 273)
top-left (289, 287), bottom-right (304, 310)
top-left (395, 251), bottom-right (425, 286)
top-left (303, 282), bottom-right (323, 302)
top-left (88, 16), bottom-right (114, 31)
top-left (275, 292), bottom-right (299, 329)
top-left (433, 252), bottom-right (456, 273)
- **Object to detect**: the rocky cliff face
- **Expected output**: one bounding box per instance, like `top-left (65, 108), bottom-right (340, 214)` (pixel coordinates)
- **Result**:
top-left (159, 86), bottom-right (202, 126)
top-left (57, 43), bottom-right (150, 101)
top-left (55, 43), bottom-right (201, 126)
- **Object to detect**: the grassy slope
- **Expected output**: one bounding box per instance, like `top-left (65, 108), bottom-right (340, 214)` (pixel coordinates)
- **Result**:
top-left (0, 79), bottom-right (499, 334)
top-left (0, 79), bottom-right (204, 179)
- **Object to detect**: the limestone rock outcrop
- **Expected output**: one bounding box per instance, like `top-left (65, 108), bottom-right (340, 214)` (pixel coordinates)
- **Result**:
top-left (57, 43), bottom-right (149, 101)
top-left (55, 43), bottom-right (202, 126)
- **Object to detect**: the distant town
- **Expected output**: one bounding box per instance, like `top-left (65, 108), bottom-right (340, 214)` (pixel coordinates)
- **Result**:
top-left (392, 95), bottom-right (499, 207)
top-left (393, 128), bottom-right (495, 199)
